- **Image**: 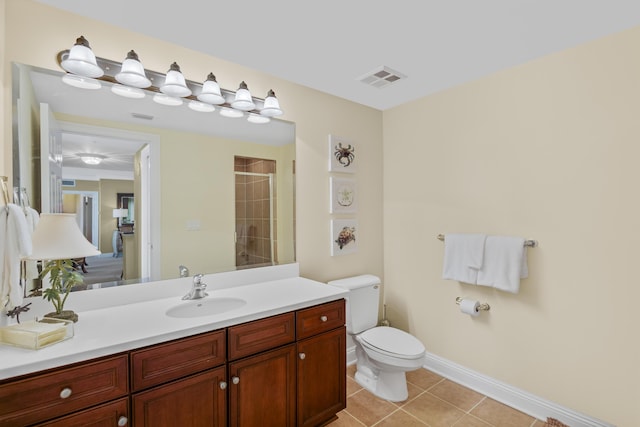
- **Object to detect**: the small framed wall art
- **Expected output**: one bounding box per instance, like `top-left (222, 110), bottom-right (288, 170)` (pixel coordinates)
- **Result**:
top-left (328, 134), bottom-right (356, 173)
top-left (331, 219), bottom-right (358, 256)
top-left (329, 177), bottom-right (357, 214)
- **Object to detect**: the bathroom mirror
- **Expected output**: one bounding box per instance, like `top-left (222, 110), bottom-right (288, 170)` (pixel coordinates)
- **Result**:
top-left (12, 62), bottom-right (296, 291)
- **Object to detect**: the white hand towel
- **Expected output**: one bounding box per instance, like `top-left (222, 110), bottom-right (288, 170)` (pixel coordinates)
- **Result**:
top-left (442, 233), bottom-right (487, 284)
top-left (24, 207), bottom-right (40, 280)
top-left (476, 236), bottom-right (528, 294)
top-left (1, 204), bottom-right (32, 309)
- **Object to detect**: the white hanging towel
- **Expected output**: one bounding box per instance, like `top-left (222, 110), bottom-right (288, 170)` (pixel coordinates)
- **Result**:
top-left (1, 204), bottom-right (32, 309)
top-left (24, 207), bottom-right (40, 280)
top-left (442, 233), bottom-right (487, 284)
top-left (476, 236), bottom-right (528, 294)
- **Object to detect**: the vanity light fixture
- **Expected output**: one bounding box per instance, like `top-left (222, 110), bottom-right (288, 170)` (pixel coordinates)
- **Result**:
top-left (115, 50), bottom-right (151, 88)
top-left (197, 73), bottom-right (225, 105)
top-left (230, 81), bottom-right (256, 111)
top-left (260, 90), bottom-right (283, 117)
top-left (78, 153), bottom-right (106, 165)
top-left (57, 36), bottom-right (285, 118)
top-left (60, 36), bottom-right (104, 78)
top-left (160, 62), bottom-right (192, 98)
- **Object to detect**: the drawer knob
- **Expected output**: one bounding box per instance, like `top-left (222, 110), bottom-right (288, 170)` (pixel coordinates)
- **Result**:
top-left (320, 315), bottom-right (328, 322)
top-left (232, 376), bottom-right (240, 385)
top-left (219, 381), bottom-right (228, 390)
top-left (59, 387), bottom-right (72, 399)
top-left (299, 352), bottom-right (306, 360)
top-left (118, 416), bottom-right (128, 426)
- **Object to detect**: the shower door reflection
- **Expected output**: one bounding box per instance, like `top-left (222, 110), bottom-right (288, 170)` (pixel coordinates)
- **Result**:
top-left (234, 157), bottom-right (277, 268)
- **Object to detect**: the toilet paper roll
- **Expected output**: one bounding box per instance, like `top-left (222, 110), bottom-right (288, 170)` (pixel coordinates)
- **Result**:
top-left (459, 299), bottom-right (480, 317)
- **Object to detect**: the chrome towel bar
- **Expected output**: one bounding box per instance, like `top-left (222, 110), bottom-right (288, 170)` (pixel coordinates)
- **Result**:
top-left (437, 234), bottom-right (537, 247)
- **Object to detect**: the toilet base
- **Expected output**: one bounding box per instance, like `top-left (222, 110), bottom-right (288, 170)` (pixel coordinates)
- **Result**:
top-left (354, 364), bottom-right (409, 402)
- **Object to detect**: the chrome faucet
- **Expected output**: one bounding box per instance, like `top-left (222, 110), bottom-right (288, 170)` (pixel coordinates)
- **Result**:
top-left (182, 274), bottom-right (208, 300)
top-left (179, 265), bottom-right (189, 278)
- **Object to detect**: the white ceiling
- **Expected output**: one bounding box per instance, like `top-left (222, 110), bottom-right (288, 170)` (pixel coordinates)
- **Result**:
top-left (34, 0), bottom-right (640, 111)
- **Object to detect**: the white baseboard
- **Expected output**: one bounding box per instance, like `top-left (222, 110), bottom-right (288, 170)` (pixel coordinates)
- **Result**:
top-left (423, 352), bottom-right (615, 427)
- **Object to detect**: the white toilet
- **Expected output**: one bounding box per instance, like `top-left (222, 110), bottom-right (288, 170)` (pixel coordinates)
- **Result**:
top-left (328, 275), bottom-right (426, 402)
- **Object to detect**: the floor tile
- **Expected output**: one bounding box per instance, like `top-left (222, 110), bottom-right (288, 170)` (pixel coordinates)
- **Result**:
top-left (406, 367), bottom-right (445, 390)
top-left (452, 414), bottom-right (494, 426)
top-left (373, 409), bottom-right (428, 426)
top-left (402, 392), bottom-right (466, 427)
top-left (328, 410), bottom-right (366, 427)
top-left (470, 398), bottom-right (535, 427)
top-left (346, 389), bottom-right (399, 426)
top-left (347, 375), bottom-right (363, 396)
top-left (429, 379), bottom-right (485, 411)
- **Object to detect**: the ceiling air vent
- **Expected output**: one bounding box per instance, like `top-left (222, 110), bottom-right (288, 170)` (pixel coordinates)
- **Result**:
top-left (358, 66), bottom-right (407, 89)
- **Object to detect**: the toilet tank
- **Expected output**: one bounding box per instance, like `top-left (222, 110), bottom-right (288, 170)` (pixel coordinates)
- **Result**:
top-left (327, 275), bottom-right (381, 334)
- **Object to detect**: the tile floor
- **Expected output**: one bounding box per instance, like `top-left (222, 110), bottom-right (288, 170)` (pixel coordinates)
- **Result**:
top-left (328, 365), bottom-right (551, 427)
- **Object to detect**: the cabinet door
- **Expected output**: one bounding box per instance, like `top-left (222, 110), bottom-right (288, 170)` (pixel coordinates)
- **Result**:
top-left (297, 327), bottom-right (346, 427)
top-left (132, 366), bottom-right (226, 427)
top-left (228, 344), bottom-right (296, 427)
top-left (35, 397), bottom-right (129, 427)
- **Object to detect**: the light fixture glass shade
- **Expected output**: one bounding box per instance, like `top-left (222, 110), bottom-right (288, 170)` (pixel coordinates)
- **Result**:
top-left (197, 73), bottom-right (225, 105)
top-left (160, 62), bottom-right (192, 97)
top-left (61, 73), bottom-right (102, 90)
top-left (247, 114), bottom-right (270, 124)
top-left (115, 50), bottom-right (151, 88)
top-left (230, 81), bottom-right (255, 111)
top-left (26, 214), bottom-right (101, 260)
top-left (78, 153), bottom-right (106, 165)
top-left (153, 93), bottom-right (183, 106)
top-left (61, 36), bottom-right (104, 78)
top-left (111, 84), bottom-right (145, 99)
top-left (260, 89), bottom-right (283, 117)
top-left (112, 208), bottom-right (128, 218)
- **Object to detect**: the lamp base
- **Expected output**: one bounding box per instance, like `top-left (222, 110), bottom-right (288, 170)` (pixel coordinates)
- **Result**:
top-left (44, 310), bottom-right (79, 323)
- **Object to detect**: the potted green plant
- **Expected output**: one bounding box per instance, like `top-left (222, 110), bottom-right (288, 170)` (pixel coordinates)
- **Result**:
top-left (41, 259), bottom-right (84, 322)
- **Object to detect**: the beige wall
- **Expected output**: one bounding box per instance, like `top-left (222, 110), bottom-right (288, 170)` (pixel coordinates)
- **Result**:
top-left (383, 26), bottom-right (640, 426)
top-left (1, 1), bottom-right (383, 280)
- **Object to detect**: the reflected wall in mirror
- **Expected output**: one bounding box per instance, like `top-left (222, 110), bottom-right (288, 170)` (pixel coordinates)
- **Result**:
top-left (12, 63), bottom-right (296, 294)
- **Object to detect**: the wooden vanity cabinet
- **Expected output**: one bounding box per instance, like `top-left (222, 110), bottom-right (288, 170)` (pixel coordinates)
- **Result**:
top-left (1, 298), bottom-right (346, 427)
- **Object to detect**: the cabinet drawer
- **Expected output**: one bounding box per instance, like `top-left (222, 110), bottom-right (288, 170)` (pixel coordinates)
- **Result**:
top-left (228, 312), bottom-right (295, 360)
top-left (296, 299), bottom-right (345, 340)
top-left (35, 397), bottom-right (129, 427)
top-left (0, 354), bottom-right (128, 427)
top-left (131, 329), bottom-right (225, 392)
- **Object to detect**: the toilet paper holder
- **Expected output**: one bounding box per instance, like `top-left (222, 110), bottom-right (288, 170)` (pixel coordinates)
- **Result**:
top-left (456, 297), bottom-right (490, 312)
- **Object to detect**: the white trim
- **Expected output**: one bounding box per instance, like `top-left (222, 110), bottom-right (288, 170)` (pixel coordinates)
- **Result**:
top-left (423, 352), bottom-right (615, 427)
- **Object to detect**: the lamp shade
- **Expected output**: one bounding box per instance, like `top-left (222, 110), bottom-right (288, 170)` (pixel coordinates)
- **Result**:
top-left (230, 81), bottom-right (255, 111)
top-left (112, 208), bottom-right (128, 218)
top-left (26, 214), bottom-right (101, 260)
top-left (260, 89), bottom-right (283, 117)
top-left (115, 50), bottom-right (151, 88)
top-left (197, 73), bottom-right (225, 105)
top-left (61, 36), bottom-right (104, 78)
top-left (160, 62), bottom-right (192, 97)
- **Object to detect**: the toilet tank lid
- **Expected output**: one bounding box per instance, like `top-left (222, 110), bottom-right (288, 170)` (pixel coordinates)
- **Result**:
top-left (327, 274), bottom-right (381, 290)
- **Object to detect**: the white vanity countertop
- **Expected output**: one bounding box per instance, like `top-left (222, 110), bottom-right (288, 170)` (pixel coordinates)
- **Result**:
top-left (0, 273), bottom-right (347, 380)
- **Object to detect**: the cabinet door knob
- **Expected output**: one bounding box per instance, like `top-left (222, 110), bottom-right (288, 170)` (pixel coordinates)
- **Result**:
top-left (232, 376), bottom-right (240, 385)
top-left (299, 352), bottom-right (306, 360)
top-left (59, 387), bottom-right (72, 399)
top-left (320, 315), bottom-right (328, 322)
top-left (117, 416), bottom-right (128, 426)
top-left (219, 381), bottom-right (227, 390)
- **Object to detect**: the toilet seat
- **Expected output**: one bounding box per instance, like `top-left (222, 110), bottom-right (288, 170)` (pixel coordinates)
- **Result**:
top-left (358, 326), bottom-right (425, 360)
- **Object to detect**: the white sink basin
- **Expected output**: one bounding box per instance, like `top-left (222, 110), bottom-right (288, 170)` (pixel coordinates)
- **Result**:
top-left (166, 297), bottom-right (247, 318)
